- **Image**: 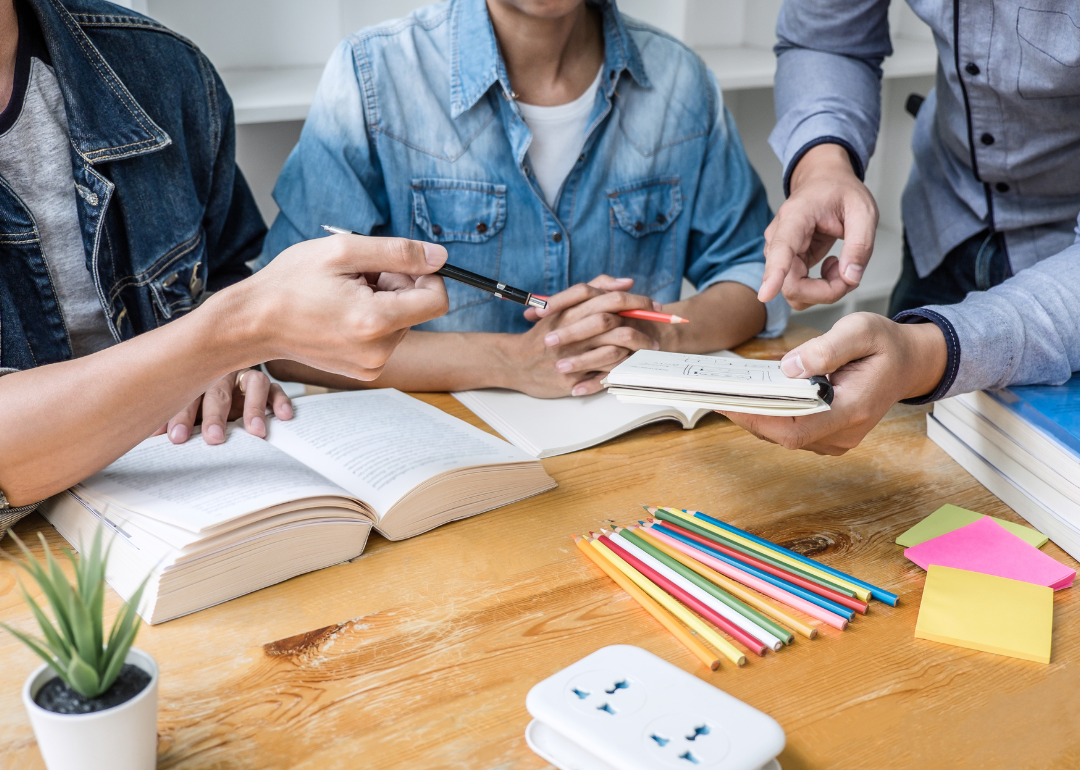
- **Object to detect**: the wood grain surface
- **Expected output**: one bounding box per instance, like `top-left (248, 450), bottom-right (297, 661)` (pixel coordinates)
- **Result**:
top-left (2, 325), bottom-right (1079, 770)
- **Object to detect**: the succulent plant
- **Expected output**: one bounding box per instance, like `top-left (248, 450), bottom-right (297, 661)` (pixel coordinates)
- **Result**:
top-left (1, 527), bottom-right (150, 699)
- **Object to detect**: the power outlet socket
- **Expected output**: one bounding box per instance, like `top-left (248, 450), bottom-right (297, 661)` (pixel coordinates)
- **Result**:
top-left (526, 646), bottom-right (784, 770)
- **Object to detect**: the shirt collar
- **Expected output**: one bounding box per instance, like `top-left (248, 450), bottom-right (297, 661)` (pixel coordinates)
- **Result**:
top-left (449, 0), bottom-right (649, 119)
top-left (27, 0), bottom-right (171, 164)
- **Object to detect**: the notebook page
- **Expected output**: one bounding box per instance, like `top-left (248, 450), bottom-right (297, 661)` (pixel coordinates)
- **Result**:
top-left (81, 426), bottom-right (351, 533)
top-left (264, 389), bottom-right (535, 518)
top-left (606, 351), bottom-right (816, 397)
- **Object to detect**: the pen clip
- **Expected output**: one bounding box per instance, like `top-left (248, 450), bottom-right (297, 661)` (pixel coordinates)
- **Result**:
top-left (809, 375), bottom-right (834, 405)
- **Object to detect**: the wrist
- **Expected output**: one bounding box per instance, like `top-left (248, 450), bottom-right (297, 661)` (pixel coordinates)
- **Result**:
top-left (487, 333), bottom-right (525, 390)
top-left (193, 280), bottom-right (274, 371)
top-left (790, 143), bottom-right (858, 192)
top-left (900, 322), bottom-right (949, 401)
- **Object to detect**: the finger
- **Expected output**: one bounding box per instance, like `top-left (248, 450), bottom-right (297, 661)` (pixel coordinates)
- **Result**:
top-left (199, 374), bottom-right (235, 445)
top-left (329, 233), bottom-right (448, 276)
top-left (531, 282), bottom-right (607, 318)
top-left (570, 374), bottom-right (606, 397)
top-left (239, 370), bottom-right (272, 438)
top-left (350, 275), bottom-right (450, 344)
top-left (556, 344), bottom-right (634, 375)
top-left (761, 210), bottom-right (812, 303)
top-left (166, 398), bottom-right (201, 444)
top-left (551, 290), bottom-right (658, 339)
top-left (587, 275), bottom-right (635, 291)
top-left (781, 256), bottom-right (852, 309)
top-left (555, 326), bottom-right (658, 370)
top-left (151, 425), bottom-right (167, 437)
top-left (778, 312), bottom-right (880, 378)
top-left (270, 383), bottom-right (294, 421)
top-left (837, 199), bottom-right (878, 287)
top-left (720, 410), bottom-right (839, 452)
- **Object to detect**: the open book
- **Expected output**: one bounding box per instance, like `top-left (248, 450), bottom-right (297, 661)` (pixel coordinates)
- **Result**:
top-left (40, 390), bottom-right (556, 624)
top-left (452, 351), bottom-right (740, 458)
top-left (602, 351), bottom-right (832, 417)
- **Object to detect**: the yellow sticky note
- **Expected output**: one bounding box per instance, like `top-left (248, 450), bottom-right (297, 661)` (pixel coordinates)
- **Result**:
top-left (915, 565), bottom-right (1053, 664)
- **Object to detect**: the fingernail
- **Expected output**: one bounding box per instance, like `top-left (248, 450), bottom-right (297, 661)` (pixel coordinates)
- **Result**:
top-left (843, 264), bottom-right (864, 284)
top-left (423, 241), bottom-right (446, 267)
top-left (556, 360), bottom-right (572, 373)
top-left (544, 332), bottom-right (559, 347)
top-left (250, 416), bottom-right (266, 436)
top-left (572, 385), bottom-right (588, 396)
top-left (780, 352), bottom-right (805, 378)
top-left (280, 403), bottom-right (294, 420)
top-left (652, 301), bottom-right (662, 311)
top-left (652, 340), bottom-right (660, 350)
top-left (170, 424), bottom-right (189, 443)
top-left (205, 424), bottom-right (225, 443)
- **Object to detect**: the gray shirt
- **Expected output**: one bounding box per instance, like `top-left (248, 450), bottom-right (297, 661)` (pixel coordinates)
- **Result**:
top-left (0, 57), bottom-right (114, 359)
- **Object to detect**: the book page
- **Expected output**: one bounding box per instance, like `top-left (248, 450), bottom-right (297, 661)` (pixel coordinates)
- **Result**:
top-left (605, 350), bottom-right (816, 397)
top-left (82, 427), bottom-right (352, 532)
top-left (265, 390), bottom-right (534, 517)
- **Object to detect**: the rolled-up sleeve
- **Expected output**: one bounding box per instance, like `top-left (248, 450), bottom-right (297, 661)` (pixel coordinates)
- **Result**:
top-left (687, 73), bottom-right (789, 337)
top-left (770, 0), bottom-right (892, 193)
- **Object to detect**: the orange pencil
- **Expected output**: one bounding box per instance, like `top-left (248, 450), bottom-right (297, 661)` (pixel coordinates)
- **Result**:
top-left (533, 297), bottom-right (688, 324)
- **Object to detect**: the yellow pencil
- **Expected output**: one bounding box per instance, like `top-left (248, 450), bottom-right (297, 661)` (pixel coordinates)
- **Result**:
top-left (662, 508), bottom-right (873, 603)
top-left (588, 536), bottom-right (747, 667)
top-left (636, 525), bottom-right (818, 640)
top-left (575, 536), bottom-right (721, 671)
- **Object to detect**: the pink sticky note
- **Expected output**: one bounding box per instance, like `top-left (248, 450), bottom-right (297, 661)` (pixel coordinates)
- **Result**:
top-left (905, 517), bottom-right (1075, 590)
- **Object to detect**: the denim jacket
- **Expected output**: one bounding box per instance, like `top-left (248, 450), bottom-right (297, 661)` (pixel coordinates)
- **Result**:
top-left (262, 0), bottom-right (788, 336)
top-left (0, 0), bottom-right (264, 375)
top-left (0, 0), bottom-right (265, 519)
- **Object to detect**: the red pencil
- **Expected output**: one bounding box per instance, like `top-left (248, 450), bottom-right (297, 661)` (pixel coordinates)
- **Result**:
top-left (532, 297), bottom-right (688, 324)
top-left (594, 533), bottom-right (768, 657)
top-left (649, 519), bottom-right (869, 615)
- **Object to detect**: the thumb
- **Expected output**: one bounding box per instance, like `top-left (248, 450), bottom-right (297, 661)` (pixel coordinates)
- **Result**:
top-left (334, 234), bottom-right (447, 275)
top-left (779, 314), bottom-right (877, 378)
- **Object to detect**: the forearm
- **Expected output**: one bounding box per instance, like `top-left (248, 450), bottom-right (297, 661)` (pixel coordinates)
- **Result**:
top-left (655, 282), bottom-right (766, 353)
top-left (0, 287), bottom-right (261, 506)
top-left (267, 330), bottom-right (517, 393)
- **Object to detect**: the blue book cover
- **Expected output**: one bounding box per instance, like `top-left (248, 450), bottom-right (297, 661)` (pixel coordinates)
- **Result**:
top-left (989, 374), bottom-right (1080, 460)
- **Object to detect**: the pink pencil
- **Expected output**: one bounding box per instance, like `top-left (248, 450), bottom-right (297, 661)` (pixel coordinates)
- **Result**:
top-left (645, 523), bottom-right (848, 630)
top-left (532, 297), bottom-right (688, 324)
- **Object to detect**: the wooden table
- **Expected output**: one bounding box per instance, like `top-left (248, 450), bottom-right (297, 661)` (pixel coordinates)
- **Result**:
top-left (3, 326), bottom-right (1079, 770)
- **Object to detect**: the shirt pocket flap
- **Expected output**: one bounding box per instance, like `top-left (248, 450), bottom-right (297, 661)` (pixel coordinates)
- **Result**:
top-left (412, 179), bottom-right (507, 243)
top-left (608, 177), bottom-right (683, 239)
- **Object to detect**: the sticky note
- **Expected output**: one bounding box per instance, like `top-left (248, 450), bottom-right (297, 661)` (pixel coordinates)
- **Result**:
top-left (915, 565), bottom-right (1053, 663)
top-left (896, 504), bottom-right (1047, 549)
top-left (904, 517), bottom-right (1075, 589)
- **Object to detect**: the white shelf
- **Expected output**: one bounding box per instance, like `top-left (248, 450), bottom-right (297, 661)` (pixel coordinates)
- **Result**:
top-left (698, 37), bottom-right (938, 93)
top-left (220, 65), bottom-right (324, 125)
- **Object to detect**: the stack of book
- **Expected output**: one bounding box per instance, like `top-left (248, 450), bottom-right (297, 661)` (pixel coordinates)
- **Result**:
top-left (926, 375), bottom-right (1080, 562)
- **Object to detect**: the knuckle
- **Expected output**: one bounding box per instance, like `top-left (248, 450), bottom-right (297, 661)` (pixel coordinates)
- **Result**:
top-left (384, 237), bottom-right (417, 267)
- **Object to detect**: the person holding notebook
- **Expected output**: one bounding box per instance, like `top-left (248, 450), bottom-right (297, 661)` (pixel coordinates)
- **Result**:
top-left (260, 0), bottom-right (789, 398)
top-left (0, 0), bottom-right (449, 525)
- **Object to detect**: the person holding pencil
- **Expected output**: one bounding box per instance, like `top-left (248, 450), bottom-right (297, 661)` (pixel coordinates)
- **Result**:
top-left (257, 0), bottom-right (789, 398)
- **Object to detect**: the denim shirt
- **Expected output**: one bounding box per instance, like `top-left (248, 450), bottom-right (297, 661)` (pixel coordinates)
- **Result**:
top-left (771, 0), bottom-right (1080, 398)
top-left (0, 0), bottom-right (265, 518)
top-left (0, 0), bottom-right (265, 375)
top-left (263, 0), bottom-right (787, 337)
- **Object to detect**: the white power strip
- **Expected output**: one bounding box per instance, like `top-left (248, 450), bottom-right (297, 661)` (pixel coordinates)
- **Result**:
top-left (525, 646), bottom-right (784, 770)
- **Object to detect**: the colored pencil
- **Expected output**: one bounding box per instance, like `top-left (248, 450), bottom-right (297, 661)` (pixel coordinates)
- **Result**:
top-left (532, 297), bottom-right (688, 324)
top-left (653, 509), bottom-right (859, 600)
top-left (574, 535), bottom-right (721, 670)
top-left (596, 533), bottom-right (769, 657)
top-left (588, 537), bottom-right (746, 666)
top-left (617, 526), bottom-right (793, 646)
top-left (649, 517), bottom-right (868, 615)
top-left (644, 523), bottom-right (849, 630)
top-left (686, 509), bottom-right (900, 606)
top-left (634, 526), bottom-right (815, 641)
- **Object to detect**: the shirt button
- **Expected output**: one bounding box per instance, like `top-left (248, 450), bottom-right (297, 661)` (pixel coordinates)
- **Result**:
top-left (980, 133), bottom-right (995, 145)
top-left (996, 182), bottom-right (1010, 193)
top-left (578, 154), bottom-right (585, 163)
top-left (476, 222), bottom-right (488, 234)
top-left (552, 232), bottom-right (562, 243)
top-left (634, 221), bottom-right (644, 232)
top-left (431, 224), bottom-right (443, 236)
top-left (656, 213), bottom-right (667, 225)
top-left (965, 62), bottom-right (980, 76)
top-left (609, 70), bottom-right (616, 80)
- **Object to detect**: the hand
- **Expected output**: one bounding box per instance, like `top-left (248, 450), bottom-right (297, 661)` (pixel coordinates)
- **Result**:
top-left (760, 144), bottom-right (879, 310)
top-left (507, 275), bottom-right (662, 398)
top-left (719, 313), bottom-right (947, 455)
top-left (222, 233), bottom-right (450, 381)
top-left (154, 368), bottom-right (293, 445)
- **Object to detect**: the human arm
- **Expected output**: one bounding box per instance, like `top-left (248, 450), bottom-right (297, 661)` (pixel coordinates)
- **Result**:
top-left (762, 0), bottom-right (891, 307)
top-left (0, 234), bottom-right (449, 508)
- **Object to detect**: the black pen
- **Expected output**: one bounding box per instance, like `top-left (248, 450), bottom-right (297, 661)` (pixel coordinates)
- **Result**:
top-left (321, 225), bottom-right (547, 310)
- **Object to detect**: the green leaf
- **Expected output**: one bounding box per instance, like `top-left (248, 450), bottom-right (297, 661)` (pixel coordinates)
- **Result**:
top-left (65, 652), bottom-right (102, 698)
top-left (65, 580), bottom-right (98, 671)
top-left (103, 571), bottom-right (150, 675)
top-left (18, 579), bottom-right (71, 666)
top-left (0, 623), bottom-right (67, 683)
top-left (39, 535), bottom-right (78, 646)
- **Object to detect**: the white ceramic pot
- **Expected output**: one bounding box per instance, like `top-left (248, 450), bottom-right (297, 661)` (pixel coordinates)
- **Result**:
top-left (22, 647), bottom-right (159, 770)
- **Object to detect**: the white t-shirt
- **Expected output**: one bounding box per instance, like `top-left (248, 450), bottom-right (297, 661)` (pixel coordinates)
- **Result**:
top-left (517, 67), bottom-right (603, 208)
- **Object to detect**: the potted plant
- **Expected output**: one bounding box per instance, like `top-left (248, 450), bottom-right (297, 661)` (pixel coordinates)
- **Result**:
top-left (2, 526), bottom-right (157, 770)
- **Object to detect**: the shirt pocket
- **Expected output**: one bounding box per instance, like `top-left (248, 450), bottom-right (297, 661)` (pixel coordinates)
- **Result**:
top-left (1017, 8), bottom-right (1080, 99)
top-left (607, 176), bottom-right (683, 297)
top-left (145, 230), bottom-right (208, 323)
top-left (411, 179), bottom-right (506, 314)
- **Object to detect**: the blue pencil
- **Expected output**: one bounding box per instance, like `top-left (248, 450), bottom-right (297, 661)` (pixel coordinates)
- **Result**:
top-left (653, 524), bottom-right (857, 622)
top-left (685, 510), bottom-right (900, 607)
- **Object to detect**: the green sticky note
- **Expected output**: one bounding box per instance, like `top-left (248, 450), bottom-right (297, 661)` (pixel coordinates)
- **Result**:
top-left (915, 565), bottom-right (1053, 664)
top-left (896, 504), bottom-right (1048, 549)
